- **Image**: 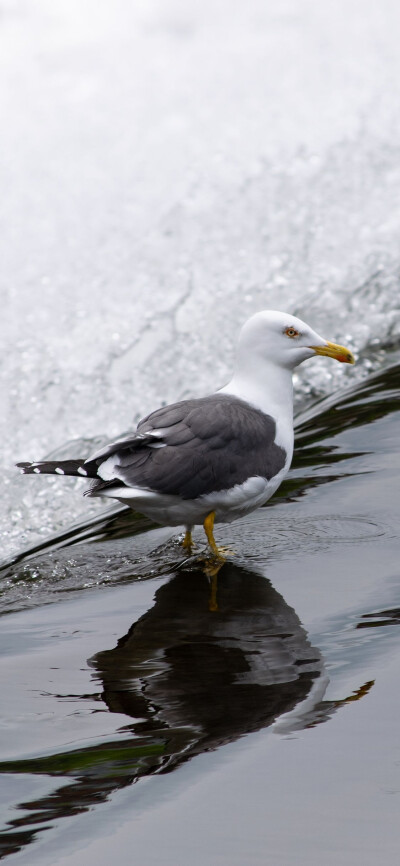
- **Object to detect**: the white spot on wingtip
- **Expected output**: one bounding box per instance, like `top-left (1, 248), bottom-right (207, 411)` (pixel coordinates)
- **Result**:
top-left (77, 466), bottom-right (88, 476)
top-left (55, 467), bottom-right (65, 475)
top-left (33, 468), bottom-right (41, 473)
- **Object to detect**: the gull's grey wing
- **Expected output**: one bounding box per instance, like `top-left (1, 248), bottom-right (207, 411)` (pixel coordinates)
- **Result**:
top-left (88, 394), bottom-right (287, 500)
top-left (87, 431), bottom-right (164, 463)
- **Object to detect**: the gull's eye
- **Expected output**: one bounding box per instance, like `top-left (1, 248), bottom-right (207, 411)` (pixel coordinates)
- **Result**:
top-left (285, 327), bottom-right (300, 338)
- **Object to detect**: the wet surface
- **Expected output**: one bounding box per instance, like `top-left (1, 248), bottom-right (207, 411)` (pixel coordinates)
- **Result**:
top-left (2, 2), bottom-right (400, 862)
top-left (0, 364), bottom-right (399, 863)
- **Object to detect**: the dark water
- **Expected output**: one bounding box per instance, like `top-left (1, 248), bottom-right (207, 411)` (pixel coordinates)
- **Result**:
top-left (0, 364), bottom-right (400, 864)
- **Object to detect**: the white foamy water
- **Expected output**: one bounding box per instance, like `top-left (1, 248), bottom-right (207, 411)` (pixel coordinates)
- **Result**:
top-left (2, 0), bottom-right (400, 559)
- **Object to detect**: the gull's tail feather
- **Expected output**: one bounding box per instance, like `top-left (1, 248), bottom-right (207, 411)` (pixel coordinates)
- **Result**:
top-left (16, 460), bottom-right (97, 479)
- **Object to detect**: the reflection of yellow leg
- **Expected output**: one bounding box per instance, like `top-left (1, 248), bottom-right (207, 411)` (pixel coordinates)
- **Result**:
top-left (209, 567), bottom-right (219, 612)
top-left (203, 511), bottom-right (225, 560)
top-left (335, 680), bottom-right (374, 706)
top-left (203, 558), bottom-right (224, 612)
top-left (181, 528), bottom-right (193, 553)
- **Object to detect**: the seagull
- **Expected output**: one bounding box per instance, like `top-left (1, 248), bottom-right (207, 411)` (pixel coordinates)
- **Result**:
top-left (17, 310), bottom-right (354, 557)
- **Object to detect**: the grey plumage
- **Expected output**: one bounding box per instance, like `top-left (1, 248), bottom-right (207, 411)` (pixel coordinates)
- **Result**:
top-left (87, 394), bottom-right (287, 499)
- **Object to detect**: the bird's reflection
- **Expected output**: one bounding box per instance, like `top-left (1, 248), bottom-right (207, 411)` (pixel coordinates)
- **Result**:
top-left (0, 560), bottom-right (372, 858)
top-left (92, 561), bottom-right (323, 758)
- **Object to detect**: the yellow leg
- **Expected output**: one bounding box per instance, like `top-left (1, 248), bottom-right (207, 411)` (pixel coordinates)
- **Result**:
top-left (203, 511), bottom-right (225, 560)
top-left (181, 528), bottom-right (193, 553)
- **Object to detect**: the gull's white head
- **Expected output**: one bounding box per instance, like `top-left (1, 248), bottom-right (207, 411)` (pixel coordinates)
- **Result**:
top-left (237, 310), bottom-right (355, 370)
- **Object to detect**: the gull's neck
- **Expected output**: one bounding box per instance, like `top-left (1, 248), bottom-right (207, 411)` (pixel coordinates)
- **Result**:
top-left (218, 358), bottom-right (294, 451)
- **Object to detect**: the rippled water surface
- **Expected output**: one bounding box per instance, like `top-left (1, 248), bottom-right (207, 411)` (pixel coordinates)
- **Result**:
top-left (2, 1), bottom-right (400, 863)
top-left (1, 363), bottom-right (400, 865)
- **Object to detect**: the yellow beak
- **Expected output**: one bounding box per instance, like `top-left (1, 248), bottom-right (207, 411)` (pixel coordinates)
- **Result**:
top-left (309, 341), bottom-right (355, 365)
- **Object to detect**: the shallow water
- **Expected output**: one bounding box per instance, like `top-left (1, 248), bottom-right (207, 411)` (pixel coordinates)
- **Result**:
top-left (0, 364), bottom-right (399, 864)
top-left (2, 1), bottom-right (400, 863)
